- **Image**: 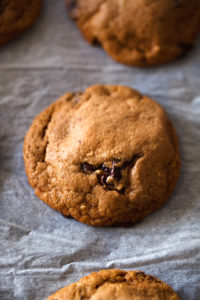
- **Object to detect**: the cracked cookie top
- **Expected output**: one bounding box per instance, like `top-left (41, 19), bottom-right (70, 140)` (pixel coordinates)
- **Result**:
top-left (23, 85), bottom-right (180, 226)
top-left (0, 0), bottom-right (42, 46)
top-left (66, 0), bottom-right (200, 66)
top-left (47, 269), bottom-right (180, 300)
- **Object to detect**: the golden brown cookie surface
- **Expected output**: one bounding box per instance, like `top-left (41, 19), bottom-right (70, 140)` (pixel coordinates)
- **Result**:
top-left (23, 85), bottom-right (180, 227)
top-left (0, 0), bottom-right (42, 46)
top-left (66, 0), bottom-right (200, 66)
top-left (47, 269), bottom-right (180, 300)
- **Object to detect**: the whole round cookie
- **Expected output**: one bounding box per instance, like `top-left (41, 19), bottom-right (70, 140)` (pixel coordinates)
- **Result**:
top-left (47, 269), bottom-right (180, 300)
top-left (0, 0), bottom-right (42, 46)
top-left (24, 85), bottom-right (180, 227)
top-left (66, 0), bottom-right (200, 66)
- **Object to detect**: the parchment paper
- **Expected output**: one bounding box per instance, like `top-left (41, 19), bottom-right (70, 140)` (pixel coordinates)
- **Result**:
top-left (0, 1), bottom-right (200, 299)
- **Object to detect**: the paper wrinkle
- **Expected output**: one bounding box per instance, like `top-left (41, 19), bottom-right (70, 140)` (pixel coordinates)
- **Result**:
top-left (0, 0), bottom-right (200, 299)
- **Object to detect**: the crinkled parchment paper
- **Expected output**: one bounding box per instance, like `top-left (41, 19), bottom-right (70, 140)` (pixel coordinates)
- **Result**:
top-left (0, 1), bottom-right (200, 299)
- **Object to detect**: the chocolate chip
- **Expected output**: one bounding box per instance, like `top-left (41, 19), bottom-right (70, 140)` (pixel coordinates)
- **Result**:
top-left (101, 164), bottom-right (110, 173)
top-left (81, 154), bottom-right (143, 193)
top-left (110, 165), bottom-right (121, 180)
top-left (82, 162), bottom-right (94, 173)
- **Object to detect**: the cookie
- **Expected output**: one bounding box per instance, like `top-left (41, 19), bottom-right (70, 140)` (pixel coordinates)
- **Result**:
top-left (23, 85), bottom-right (180, 227)
top-left (47, 269), bottom-right (180, 300)
top-left (66, 0), bottom-right (200, 66)
top-left (0, 0), bottom-right (42, 46)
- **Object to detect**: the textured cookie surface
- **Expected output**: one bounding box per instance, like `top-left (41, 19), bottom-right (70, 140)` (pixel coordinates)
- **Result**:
top-left (66, 0), bottom-right (200, 66)
top-left (0, 0), bottom-right (42, 46)
top-left (47, 269), bottom-right (180, 300)
top-left (24, 85), bottom-right (180, 226)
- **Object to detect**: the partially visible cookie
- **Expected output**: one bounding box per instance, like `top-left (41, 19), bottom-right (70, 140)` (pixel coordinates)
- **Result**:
top-left (47, 269), bottom-right (180, 300)
top-left (0, 0), bottom-right (42, 46)
top-left (23, 85), bottom-right (180, 227)
top-left (66, 0), bottom-right (200, 66)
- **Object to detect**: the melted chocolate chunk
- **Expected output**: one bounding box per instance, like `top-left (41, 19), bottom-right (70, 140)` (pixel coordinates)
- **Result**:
top-left (81, 154), bottom-right (143, 193)
top-left (110, 165), bottom-right (121, 180)
top-left (101, 164), bottom-right (110, 173)
top-left (82, 162), bottom-right (94, 173)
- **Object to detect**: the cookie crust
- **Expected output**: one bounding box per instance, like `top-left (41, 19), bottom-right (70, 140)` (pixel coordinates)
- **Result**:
top-left (0, 0), bottom-right (42, 46)
top-left (66, 0), bottom-right (200, 66)
top-left (24, 85), bottom-right (180, 227)
top-left (47, 269), bottom-right (180, 300)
